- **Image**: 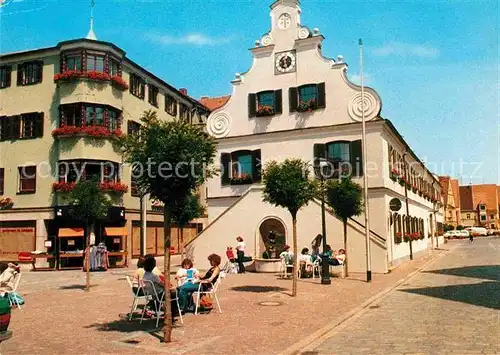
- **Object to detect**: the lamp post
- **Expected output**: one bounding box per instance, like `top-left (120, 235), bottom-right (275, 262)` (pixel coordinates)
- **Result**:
top-left (315, 158), bottom-right (331, 285)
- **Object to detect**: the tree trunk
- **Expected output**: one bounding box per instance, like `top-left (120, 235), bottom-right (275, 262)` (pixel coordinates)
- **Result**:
top-left (85, 221), bottom-right (91, 292)
top-left (180, 227), bottom-right (184, 261)
top-left (163, 208), bottom-right (173, 343)
top-left (177, 228), bottom-right (181, 260)
top-left (343, 219), bottom-right (348, 278)
top-left (291, 216), bottom-right (298, 297)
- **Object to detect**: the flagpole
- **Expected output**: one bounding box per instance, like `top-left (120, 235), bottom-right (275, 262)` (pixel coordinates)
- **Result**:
top-left (359, 38), bottom-right (372, 282)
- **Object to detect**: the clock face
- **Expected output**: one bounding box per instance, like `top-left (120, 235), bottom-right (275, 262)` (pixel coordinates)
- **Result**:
top-left (278, 13), bottom-right (292, 29)
top-left (275, 51), bottom-right (296, 74)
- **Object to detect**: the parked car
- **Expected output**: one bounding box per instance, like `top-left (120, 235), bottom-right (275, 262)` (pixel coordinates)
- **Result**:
top-left (444, 230), bottom-right (461, 238)
top-left (465, 227), bottom-right (488, 236)
top-left (458, 230), bottom-right (469, 237)
top-left (486, 229), bottom-right (497, 236)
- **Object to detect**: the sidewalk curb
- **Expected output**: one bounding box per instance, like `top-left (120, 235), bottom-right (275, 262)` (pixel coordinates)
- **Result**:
top-left (278, 248), bottom-right (453, 355)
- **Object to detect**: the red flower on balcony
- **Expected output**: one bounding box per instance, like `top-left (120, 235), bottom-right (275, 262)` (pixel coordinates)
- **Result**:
top-left (256, 105), bottom-right (275, 116)
top-left (52, 126), bottom-right (122, 138)
top-left (53, 71), bottom-right (128, 91)
top-left (297, 99), bottom-right (318, 113)
top-left (52, 182), bottom-right (76, 192)
top-left (0, 197), bottom-right (14, 210)
top-left (99, 181), bottom-right (128, 193)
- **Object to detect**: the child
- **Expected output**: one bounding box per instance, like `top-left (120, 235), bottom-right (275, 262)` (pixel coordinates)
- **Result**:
top-left (175, 258), bottom-right (199, 286)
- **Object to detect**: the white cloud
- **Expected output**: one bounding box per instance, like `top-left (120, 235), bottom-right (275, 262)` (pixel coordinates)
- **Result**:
top-left (350, 72), bottom-right (374, 85)
top-left (372, 42), bottom-right (439, 58)
top-left (146, 32), bottom-right (233, 46)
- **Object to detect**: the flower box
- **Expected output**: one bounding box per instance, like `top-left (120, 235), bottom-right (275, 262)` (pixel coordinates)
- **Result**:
top-left (296, 99), bottom-right (317, 113)
top-left (390, 169), bottom-right (399, 181)
top-left (0, 197), bottom-right (14, 210)
top-left (398, 177), bottom-right (406, 186)
top-left (230, 174), bottom-right (253, 185)
top-left (394, 233), bottom-right (402, 244)
top-left (410, 232), bottom-right (420, 241)
top-left (53, 181), bottom-right (128, 193)
top-left (52, 182), bottom-right (76, 192)
top-left (53, 71), bottom-right (128, 91)
top-left (256, 105), bottom-right (275, 117)
top-left (403, 234), bottom-right (411, 243)
top-left (52, 126), bottom-right (122, 138)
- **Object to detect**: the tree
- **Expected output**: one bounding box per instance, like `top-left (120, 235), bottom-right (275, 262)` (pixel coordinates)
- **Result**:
top-left (67, 179), bottom-right (110, 292)
top-left (325, 177), bottom-right (363, 277)
top-left (262, 159), bottom-right (317, 297)
top-left (120, 110), bottom-right (217, 342)
top-left (456, 225), bottom-right (464, 231)
top-left (172, 194), bottom-right (205, 260)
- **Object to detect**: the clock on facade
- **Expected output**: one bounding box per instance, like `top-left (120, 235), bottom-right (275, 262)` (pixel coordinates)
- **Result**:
top-left (275, 50), bottom-right (296, 74)
top-left (277, 13), bottom-right (292, 29)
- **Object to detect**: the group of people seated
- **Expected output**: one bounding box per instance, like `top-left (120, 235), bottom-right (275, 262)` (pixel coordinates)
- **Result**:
top-left (131, 253), bottom-right (221, 317)
top-left (279, 242), bottom-right (346, 278)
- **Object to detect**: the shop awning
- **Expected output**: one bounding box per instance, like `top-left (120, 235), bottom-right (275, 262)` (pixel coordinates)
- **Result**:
top-left (104, 227), bottom-right (127, 236)
top-left (58, 228), bottom-right (84, 238)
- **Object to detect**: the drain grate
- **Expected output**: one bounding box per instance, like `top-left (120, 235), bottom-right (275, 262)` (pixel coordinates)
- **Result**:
top-left (369, 305), bottom-right (380, 309)
top-left (257, 301), bottom-right (283, 306)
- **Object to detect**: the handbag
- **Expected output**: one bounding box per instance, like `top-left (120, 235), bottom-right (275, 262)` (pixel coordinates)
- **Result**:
top-left (200, 295), bottom-right (213, 309)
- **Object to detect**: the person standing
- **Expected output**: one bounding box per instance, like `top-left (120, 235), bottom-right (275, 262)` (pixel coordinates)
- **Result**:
top-left (469, 231), bottom-right (474, 243)
top-left (236, 236), bottom-right (246, 274)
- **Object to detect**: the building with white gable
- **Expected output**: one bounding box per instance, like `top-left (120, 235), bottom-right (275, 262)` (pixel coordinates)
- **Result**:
top-left (187, 0), bottom-right (444, 273)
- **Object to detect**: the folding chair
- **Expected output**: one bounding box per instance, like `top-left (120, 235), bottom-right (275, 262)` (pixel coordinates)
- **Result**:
top-left (125, 275), bottom-right (149, 321)
top-left (193, 272), bottom-right (225, 315)
top-left (311, 259), bottom-right (322, 279)
top-left (279, 258), bottom-right (294, 279)
top-left (140, 280), bottom-right (183, 327)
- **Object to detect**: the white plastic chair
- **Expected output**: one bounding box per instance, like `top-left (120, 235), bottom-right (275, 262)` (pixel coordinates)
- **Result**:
top-left (7, 272), bottom-right (22, 310)
top-left (140, 280), bottom-right (183, 327)
top-left (279, 257), bottom-right (294, 279)
top-left (126, 275), bottom-right (149, 321)
top-left (193, 271), bottom-right (225, 315)
top-left (312, 259), bottom-right (322, 279)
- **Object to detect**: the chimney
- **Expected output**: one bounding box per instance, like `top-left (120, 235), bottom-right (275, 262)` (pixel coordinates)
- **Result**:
top-left (179, 88), bottom-right (188, 95)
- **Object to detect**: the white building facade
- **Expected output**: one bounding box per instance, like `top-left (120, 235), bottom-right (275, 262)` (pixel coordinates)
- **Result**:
top-left (187, 0), bottom-right (443, 273)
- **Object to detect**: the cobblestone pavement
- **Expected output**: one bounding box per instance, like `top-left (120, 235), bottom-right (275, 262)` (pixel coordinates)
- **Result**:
top-left (304, 237), bottom-right (500, 355)
top-left (0, 245), bottom-right (454, 355)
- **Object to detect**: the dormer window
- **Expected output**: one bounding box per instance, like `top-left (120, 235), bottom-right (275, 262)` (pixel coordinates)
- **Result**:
top-left (248, 90), bottom-right (282, 117)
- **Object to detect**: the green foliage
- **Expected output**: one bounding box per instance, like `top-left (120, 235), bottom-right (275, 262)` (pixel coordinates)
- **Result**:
top-left (325, 178), bottom-right (363, 222)
top-left (262, 159), bottom-right (317, 218)
top-left (120, 110), bottom-right (217, 210)
top-left (443, 224), bottom-right (455, 232)
top-left (171, 194), bottom-right (205, 228)
top-left (67, 179), bottom-right (111, 223)
top-left (456, 225), bottom-right (464, 230)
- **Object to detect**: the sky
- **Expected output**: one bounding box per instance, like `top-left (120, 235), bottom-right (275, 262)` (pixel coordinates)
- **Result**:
top-left (1, 0), bottom-right (498, 184)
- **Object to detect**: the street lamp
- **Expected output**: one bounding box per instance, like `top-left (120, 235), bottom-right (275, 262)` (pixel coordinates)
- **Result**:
top-left (314, 157), bottom-right (331, 285)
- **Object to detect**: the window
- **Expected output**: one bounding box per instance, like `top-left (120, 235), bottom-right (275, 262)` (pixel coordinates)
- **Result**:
top-left (18, 166), bottom-right (36, 194)
top-left (66, 54), bottom-right (82, 71)
top-left (289, 83), bottom-right (326, 112)
top-left (248, 90), bottom-right (282, 117)
top-left (0, 168), bottom-right (4, 195)
top-left (0, 115), bottom-right (21, 141)
top-left (127, 120), bottom-right (141, 135)
top-left (129, 73), bottom-right (145, 99)
top-left (21, 112), bottom-right (44, 139)
top-left (61, 104), bottom-right (83, 127)
top-left (58, 160), bottom-right (120, 184)
top-left (17, 61), bottom-right (43, 85)
top-left (179, 103), bottom-right (191, 122)
top-left (165, 94), bottom-right (177, 116)
top-left (110, 59), bottom-right (120, 76)
top-left (86, 54), bottom-right (105, 72)
top-left (220, 150), bottom-right (262, 185)
top-left (148, 84), bottom-right (159, 107)
top-left (0, 66), bottom-right (12, 88)
top-left (480, 205), bottom-right (485, 210)
top-left (490, 214), bottom-right (495, 219)
top-left (481, 215), bottom-right (486, 221)
top-left (313, 140), bottom-right (363, 177)
top-left (86, 106), bottom-right (104, 126)
top-left (466, 214), bottom-right (470, 219)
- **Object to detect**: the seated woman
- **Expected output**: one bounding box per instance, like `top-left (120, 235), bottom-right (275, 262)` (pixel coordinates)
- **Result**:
top-left (175, 258), bottom-right (199, 286)
top-left (0, 262), bottom-right (24, 305)
top-left (177, 253), bottom-right (221, 313)
top-left (279, 245), bottom-right (294, 265)
top-left (142, 255), bottom-right (177, 317)
top-left (132, 256), bottom-right (146, 296)
top-left (324, 246), bottom-right (346, 266)
top-left (298, 247), bottom-right (313, 276)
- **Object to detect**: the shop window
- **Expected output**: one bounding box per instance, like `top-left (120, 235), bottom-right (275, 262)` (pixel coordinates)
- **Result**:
top-left (313, 140), bottom-right (363, 177)
top-left (289, 83), bottom-right (326, 112)
top-left (220, 150), bottom-right (261, 185)
top-left (248, 90), bottom-right (282, 117)
top-left (148, 84), bottom-right (159, 107)
top-left (0, 66), bottom-right (12, 89)
top-left (129, 73), bottom-right (145, 99)
top-left (17, 61), bottom-right (43, 86)
top-left (165, 94), bottom-right (178, 116)
top-left (18, 166), bottom-right (36, 194)
top-left (0, 168), bottom-right (4, 195)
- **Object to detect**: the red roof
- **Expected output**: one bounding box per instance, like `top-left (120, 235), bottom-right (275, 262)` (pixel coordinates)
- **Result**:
top-left (199, 95), bottom-right (230, 111)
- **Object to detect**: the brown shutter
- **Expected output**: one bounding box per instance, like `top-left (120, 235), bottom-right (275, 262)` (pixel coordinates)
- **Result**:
top-left (221, 153), bottom-right (231, 185)
top-left (252, 149), bottom-right (262, 182)
top-left (35, 112), bottom-right (44, 138)
top-left (317, 82), bottom-right (326, 108)
top-left (129, 74), bottom-right (133, 94)
top-left (0, 117), bottom-right (5, 141)
top-left (248, 93), bottom-right (256, 118)
top-left (350, 140), bottom-right (363, 177)
top-left (289, 87), bottom-right (298, 112)
top-left (274, 90), bottom-right (282, 114)
top-left (17, 63), bottom-right (23, 85)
